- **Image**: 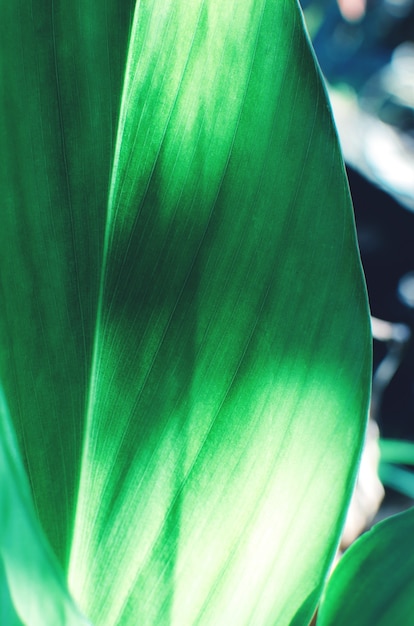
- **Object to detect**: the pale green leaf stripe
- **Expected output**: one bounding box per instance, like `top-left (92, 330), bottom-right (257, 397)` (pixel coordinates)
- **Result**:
top-left (317, 507), bottom-right (414, 626)
top-left (64, 1), bottom-right (372, 625)
top-left (0, 386), bottom-right (89, 626)
top-left (0, 558), bottom-right (23, 626)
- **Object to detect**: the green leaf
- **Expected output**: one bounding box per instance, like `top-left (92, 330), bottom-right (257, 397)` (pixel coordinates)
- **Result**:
top-left (379, 439), bottom-right (414, 497)
top-left (379, 463), bottom-right (414, 498)
top-left (0, 386), bottom-right (89, 625)
top-left (317, 507), bottom-right (414, 626)
top-left (380, 438), bottom-right (414, 466)
top-left (0, 0), bottom-right (135, 566)
top-left (0, 0), bottom-right (371, 625)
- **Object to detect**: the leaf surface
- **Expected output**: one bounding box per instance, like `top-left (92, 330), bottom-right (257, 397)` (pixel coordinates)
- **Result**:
top-left (317, 507), bottom-right (414, 626)
top-left (0, 1), bottom-right (371, 625)
top-left (0, 386), bottom-right (89, 625)
top-left (0, 0), bottom-right (135, 565)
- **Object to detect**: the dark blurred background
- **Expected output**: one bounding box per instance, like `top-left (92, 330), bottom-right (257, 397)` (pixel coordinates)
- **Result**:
top-left (301, 0), bottom-right (414, 507)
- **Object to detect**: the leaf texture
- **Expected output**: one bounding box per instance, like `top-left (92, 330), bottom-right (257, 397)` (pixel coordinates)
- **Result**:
top-left (0, 386), bottom-right (89, 625)
top-left (317, 507), bottom-right (414, 626)
top-left (0, 0), bottom-right (136, 566)
top-left (0, 0), bottom-right (371, 624)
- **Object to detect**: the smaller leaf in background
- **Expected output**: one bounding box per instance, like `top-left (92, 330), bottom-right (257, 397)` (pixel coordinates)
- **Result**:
top-left (380, 438), bottom-right (414, 466)
top-left (379, 462), bottom-right (414, 499)
top-left (0, 385), bottom-right (89, 626)
top-left (379, 438), bottom-right (414, 498)
top-left (317, 506), bottom-right (414, 626)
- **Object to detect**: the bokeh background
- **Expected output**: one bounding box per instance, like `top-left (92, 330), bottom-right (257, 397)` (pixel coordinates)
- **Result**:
top-left (302, 0), bottom-right (414, 520)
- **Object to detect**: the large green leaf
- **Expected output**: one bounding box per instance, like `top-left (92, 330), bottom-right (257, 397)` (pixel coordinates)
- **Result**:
top-left (317, 507), bottom-right (414, 626)
top-left (0, 0), bottom-right (371, 625)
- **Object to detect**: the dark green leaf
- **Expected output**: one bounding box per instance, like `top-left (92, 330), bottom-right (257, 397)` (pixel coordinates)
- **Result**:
top-left (318, 507), bottom-right (414, 626)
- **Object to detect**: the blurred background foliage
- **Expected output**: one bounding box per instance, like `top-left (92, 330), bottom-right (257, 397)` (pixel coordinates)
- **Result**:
top-left (302, 0), bottom-right (414, 520)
